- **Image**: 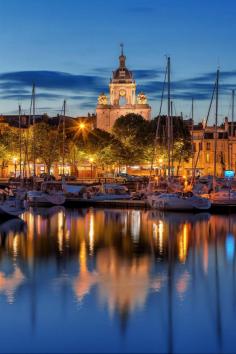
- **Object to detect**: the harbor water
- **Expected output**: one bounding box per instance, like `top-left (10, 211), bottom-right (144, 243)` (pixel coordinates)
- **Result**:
top-left (0, 207), bottom-right (235, 353)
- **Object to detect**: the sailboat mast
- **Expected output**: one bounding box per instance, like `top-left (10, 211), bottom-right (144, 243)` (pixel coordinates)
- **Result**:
top-left (231, 89), bottom-right (235, 170)
top-left (213, 69), bottom-right (219, 192)
top-left (18, 105), bottom-right (22, 179)
top-left (170, 100), bottom-right (174, 176)
top-left (191, 98), bottom-right (194, 177)
top-left (32, 83), bottom-right (36, 176)
top-left (167, 57), bottom-right (171, 179)
top-left (62, 100), bottom-right (66, 176)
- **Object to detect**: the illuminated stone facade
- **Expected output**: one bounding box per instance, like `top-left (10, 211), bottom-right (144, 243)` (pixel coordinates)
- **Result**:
top-left (96, 48), bottom-right (151, 131)
top-left (182, 117), bottom-right (236, 177)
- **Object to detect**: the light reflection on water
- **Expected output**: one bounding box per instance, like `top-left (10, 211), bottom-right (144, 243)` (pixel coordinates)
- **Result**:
top-left (0, 207), bottom-right (235, 353)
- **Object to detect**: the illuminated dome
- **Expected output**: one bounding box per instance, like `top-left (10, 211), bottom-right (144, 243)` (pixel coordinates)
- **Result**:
top-left (112, 45), bottom-right (134, 83)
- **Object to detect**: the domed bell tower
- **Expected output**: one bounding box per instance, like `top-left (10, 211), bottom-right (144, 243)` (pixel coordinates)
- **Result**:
top-left (109, 44), bottom-right (136, 106)
top-left (96, 44), bottom-right (151, 131)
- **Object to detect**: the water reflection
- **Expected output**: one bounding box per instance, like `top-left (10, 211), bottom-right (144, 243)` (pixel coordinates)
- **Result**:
top-left (0, 208), bottom-right (235, 353)
top-left (0, 267), bottom-right (25, 304)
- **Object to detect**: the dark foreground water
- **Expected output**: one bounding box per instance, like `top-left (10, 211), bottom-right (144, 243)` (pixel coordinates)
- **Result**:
top-left (0, 207), bottom-right (235, 353)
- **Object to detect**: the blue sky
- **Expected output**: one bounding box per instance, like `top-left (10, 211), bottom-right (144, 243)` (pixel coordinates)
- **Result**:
top-left (0, 0), bottom-right (236, 123)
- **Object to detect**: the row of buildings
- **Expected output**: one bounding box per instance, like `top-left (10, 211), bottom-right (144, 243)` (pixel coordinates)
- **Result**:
top-left (0, 49), bottom-right (235, 178)
top-left (184, 117), bottom-right (236, 177)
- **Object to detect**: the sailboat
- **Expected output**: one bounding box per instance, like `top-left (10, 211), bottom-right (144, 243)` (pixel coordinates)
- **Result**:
top-left (147, 57), bottom-right (211, 211)
top-left (209, 73), bottom-right (236, 204)
top-left (27, 185), bottom-right (66, 206)
top-left (26, 96), bottom-right (66, 206)
top-left (0, 191), bottom-right (25, 218)
top-left (147, 192), bottom-right (211, 211)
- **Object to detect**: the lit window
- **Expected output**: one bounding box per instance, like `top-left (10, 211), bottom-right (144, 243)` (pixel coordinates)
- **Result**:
top-left (206, 153), bottom-right (210, 163)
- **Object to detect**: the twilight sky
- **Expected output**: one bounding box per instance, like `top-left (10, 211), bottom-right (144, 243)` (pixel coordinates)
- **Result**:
top-left (0, 0), bottom-right (236, 123)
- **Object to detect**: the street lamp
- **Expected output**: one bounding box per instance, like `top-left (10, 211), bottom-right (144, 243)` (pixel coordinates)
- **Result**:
top-left (159, 158), bottom-right (163, 176)
top-left (13, 157), bottom-right (17, 178)
top-left (89, 157), bottom-right (94, 178)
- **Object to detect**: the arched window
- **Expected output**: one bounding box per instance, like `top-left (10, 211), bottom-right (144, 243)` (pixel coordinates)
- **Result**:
top-left (119, 96), bottom-right (127, 106)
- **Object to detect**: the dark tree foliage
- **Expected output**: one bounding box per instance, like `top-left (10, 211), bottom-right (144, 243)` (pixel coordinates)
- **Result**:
top-left (112, 113), bottom-right (192, 165)
top-left (22, 114), bottom-right (192, 170)
top-left (112, 114), bottom-right (152, 164)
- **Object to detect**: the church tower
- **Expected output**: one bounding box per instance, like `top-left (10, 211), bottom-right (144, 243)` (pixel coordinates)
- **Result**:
top-left (96, 45), bottom-right (151, 131)
top-left (109, 44), bottom-right (136, 106)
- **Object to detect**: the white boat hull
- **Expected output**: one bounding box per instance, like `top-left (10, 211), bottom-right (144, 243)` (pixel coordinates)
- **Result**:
top-left (147, 193), bottom-right (211, 211)
top-left (210, 191), bottom-right (236, 203)
top-left (27, 191), bottom-right (66, 206)
top-left (0, 199), bottom-right (25, 218)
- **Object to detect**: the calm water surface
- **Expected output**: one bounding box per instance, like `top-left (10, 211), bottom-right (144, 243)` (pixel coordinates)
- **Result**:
top-left (0, 207), bottom-right (235, 353)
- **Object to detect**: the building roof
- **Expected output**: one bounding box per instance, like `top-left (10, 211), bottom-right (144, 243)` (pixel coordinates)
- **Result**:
top-left (111, 46), bottom-right (134, 84)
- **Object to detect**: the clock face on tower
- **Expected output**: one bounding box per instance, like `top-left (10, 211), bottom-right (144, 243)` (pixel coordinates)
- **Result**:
top-left (119, 89), bottom-right (126, 97)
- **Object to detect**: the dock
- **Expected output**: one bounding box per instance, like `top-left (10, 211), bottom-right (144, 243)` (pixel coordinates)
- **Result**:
top-left (211, 200), bottom-right (236, 212)
top-left (65, 198), bottom-right (148, 209)
top-left (65, 197), bottom-right (236, 213)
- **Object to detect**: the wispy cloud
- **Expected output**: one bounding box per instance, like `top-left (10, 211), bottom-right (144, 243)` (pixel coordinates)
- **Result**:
top-left (141, 70), bottom-right (236, 102)
top-left (0, 68), bottom-right (235, 115)
top-left (133, 69), bottom-right (164, 80)
top-left (0, 93), bottom-right (63, 100)
top-left (0, 71), bottom-right (107, 93)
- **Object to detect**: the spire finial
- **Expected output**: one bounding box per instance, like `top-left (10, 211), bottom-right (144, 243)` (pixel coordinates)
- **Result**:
top-left (119, 43), bottom-right (126, 68)
top-left (120, 43), bottom-right (124, 56)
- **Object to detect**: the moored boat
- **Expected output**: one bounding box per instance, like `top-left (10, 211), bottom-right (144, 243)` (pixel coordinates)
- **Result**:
top-left (210, 189), bottom-right (236, 204)
top-left (87, 183), bottom-right (131, 201)
top-left (0, 197), bottom-right (25, 218)
top-left (27, 181), bottom-right (66, 206)
top-left (147, 192), bottom-right (211, 211)
top-left (27, 190), bottom-right (66, 206)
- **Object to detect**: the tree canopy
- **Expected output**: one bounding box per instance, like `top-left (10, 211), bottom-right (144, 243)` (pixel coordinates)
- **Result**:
top-left (0, 113), bottom-right (192, 176)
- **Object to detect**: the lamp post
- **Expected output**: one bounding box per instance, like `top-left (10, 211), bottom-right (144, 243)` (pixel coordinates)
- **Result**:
top-left (72, 122), bottom-right (86, 178)
top-left (159, 158), bottom-right (163, 176)
top-left (89, 157), bottom-right (94, 178)
top-left (13, 157), bottom-right (17, 178)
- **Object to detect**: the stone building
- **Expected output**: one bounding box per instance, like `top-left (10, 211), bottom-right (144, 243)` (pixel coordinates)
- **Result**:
top-left (183, 117), bottom-right (236, 177)
top-left (96, 46), bottom-right (151, 131)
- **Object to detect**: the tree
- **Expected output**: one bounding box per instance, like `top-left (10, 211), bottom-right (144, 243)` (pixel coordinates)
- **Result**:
top-left (0, 125), bottom-right (22, 176)
top-left (151, 115), bottom-right (192, 170)
top-left (33, 122), bottom-right (61, 174)
top-left (112, 114), bottom-right (152, 164)
top-left (74, 128), bottom-right (125, 169)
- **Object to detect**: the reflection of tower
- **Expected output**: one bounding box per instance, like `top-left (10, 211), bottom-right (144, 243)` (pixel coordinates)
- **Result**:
top-left (0, 267), bottom-right (25, 304)
top-left (96, 248), bottom-right (151, 332)
top-left (96, 45), bottom-right (151, 131)
top-left (73, 241), bottom-right (97, 302)
top-left (96, 249), bottom-right (150, 334)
